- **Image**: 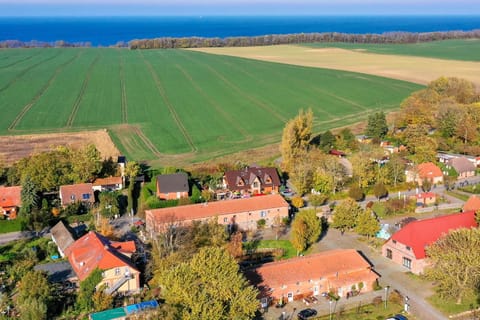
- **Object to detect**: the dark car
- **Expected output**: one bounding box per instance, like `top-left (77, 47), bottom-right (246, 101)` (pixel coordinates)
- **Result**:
top-left (298, 308), bottom-right (317, 319)
top-left (386, 314), bottom-right (408, 320)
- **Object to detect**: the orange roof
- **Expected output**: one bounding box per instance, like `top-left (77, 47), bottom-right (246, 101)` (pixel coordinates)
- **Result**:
top-left (417, 162), bottom-right (443, 179)
top-left (249, 249), bottom-right (373, 290)
top-left (416, 192), bottom-right (436, 200)
top-left (93, 176), bottom-right (123, 186)
top-left (146, 194), bottom-right (288, 223)
top-left (464, 195), bottom-right (480, 212)
top-left (59, 183), bottom-right (94, 206)
top-left (0, 186), bottom-right (22, 208)
top-left (64, 231), bottom-right (137, 281)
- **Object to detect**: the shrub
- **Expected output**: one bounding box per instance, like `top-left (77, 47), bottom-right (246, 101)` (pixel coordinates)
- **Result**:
top-left (257, 219), bottom-right (266, 229)
top-left (372, 296), bottom-right (383, 307)
top-left (349, 185), bottom-right (364, 201)
top-left (291, 196), bottom-right (304, 209)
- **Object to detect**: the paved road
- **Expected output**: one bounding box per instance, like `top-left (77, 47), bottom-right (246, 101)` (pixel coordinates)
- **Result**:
top-left (0, 231), bottom-right (34, 246)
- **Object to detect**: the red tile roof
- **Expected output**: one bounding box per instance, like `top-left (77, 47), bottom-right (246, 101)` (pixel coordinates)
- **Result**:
top-left (64, 231), bottom-right (137, 281)
top-left (416, 192), bottom-right (436, 200)
top-left (417, 162), bottom-right (443, 179)
top-left (248, 249), bottom-right (376, 291)
top-left (93, 176), bottom-right (123, 186)
top-left (59, 183), bottom-right (94, 206)
top-left (0, 186), bottom-right (21, 208)
top-left (390, 211), bottom-right (477, 259)
top-left (146, 194), bottom-right (288, 223)
top-left (464, 195), bottom-right (480, 212)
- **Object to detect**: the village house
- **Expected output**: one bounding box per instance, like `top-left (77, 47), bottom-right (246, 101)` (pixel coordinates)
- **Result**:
top-left (92, 176), bottom-right (123, 192)
top-left (411, 192), bottom-right (437, 206)
top-left (447, 157), bottom-right (476, 179)
top-left (0, 186), bottom-right (21, 219)
top-left (156, 172), bottom-right (189, 200)
top-left (146, 194), bottom-right (289, 235)
top-left (463, 195), bottom-right (480, 212)
top-left (65, 231), bottom-right (140, 294)
top-left (50, 220), bottom-right (76, 258)
top-left (405, 162), bottom-right (443, 186)
top-left (382, 211), bottom-right (477, 274)
top-left (59, 183), bottom-right (95, 207)
top-left (246, 249), bottom-right (379, 302)
top-left (222, 166), bottom-right (281, 196)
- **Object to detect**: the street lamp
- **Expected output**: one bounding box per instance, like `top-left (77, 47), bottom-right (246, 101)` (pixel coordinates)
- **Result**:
top-left (329, 299), bottom-right (333, 320)
top-left (384, 286), bottom-right (390, 309)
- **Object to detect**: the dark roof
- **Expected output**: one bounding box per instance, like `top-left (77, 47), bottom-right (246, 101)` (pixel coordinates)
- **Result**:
top-left (156, 172), bottom-right (189, 194)
top-left (117, 156), bottom-right (126, 164)
top-left (34, 261), bottom-right (76, 283)
top-left (51, 221), bottom-right (75, 253)
top-left (224, 167), bottom-right (281, 191)
top-left (390, 211), bottom-right (477, 259)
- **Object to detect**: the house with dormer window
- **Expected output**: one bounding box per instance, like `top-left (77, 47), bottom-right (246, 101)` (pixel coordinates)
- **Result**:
top-left (222, 166), bottom-right (281, 195)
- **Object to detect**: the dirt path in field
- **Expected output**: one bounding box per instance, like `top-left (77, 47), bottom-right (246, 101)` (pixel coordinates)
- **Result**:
top-left (0, 129), bottom-right (120, 165)
top-left (190, 45), bottom-right (480, 87)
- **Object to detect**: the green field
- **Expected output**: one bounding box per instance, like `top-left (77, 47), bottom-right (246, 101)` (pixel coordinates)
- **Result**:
top-left (303, 39), bottom-right (480, 61)
top-left (0, 48), bottom-right (421, 162)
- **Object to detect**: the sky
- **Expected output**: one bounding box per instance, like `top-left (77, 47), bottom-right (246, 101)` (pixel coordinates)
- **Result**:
top-left (1, 0), bottom-right (480, 16)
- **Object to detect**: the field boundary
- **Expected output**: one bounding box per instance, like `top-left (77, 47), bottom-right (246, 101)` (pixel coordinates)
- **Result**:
top-left (0, 51), bottom-right (62, 94)
top-left (139, 51), bottom-right (197, 152)
top-left (0, 54), bottom-right (34, 69)
top-left (8, 51), bottom-right (84, 131)
top-left (177, 50), bottom-right (288, 124)
top-left (65, 53), bottom-right (101, 127)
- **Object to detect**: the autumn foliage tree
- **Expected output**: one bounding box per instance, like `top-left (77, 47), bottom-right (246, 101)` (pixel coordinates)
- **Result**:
top-left (332, 198), bottom-right (362, 234)
top-left (290, 209), bottom-right (321, 254)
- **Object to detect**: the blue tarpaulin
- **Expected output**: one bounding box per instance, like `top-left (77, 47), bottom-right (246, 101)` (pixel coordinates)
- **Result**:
top-left (125, 300), bottom-right (159, 314)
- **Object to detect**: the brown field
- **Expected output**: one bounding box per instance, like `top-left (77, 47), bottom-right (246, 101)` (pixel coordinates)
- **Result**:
top-left (0, 130), bottom-right (120, 166)
top-left (191, 45), bottom-right (480, 87)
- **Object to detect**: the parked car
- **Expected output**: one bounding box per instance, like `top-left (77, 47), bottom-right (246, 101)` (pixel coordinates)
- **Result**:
top-left (386, 314), bottom-right (408, 320)
top-left (297, 308), bottom-right (317, 319)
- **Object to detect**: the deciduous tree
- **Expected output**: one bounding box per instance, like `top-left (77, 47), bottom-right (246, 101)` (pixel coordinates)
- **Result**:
top-left (425, 228), bottom-right (480, 304)
top-left (354, 209), bottom-right (380, 239)
top-left (366, 112), bottom-right (388, 139)
top-left (332, 198), bottom-right (362, 234)
top-left (280, 109), bottom-right (313, 172)
top-left (290, 209), bottom-right (321, 253)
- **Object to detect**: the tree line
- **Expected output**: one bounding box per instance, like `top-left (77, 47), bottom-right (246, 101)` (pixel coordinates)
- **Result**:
top-left (1, 29), bottom-right (479, 49)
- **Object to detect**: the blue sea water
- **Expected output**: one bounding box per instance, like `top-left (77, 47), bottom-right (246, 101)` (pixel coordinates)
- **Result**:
top-left (0, 15), bottom-right (479, 46)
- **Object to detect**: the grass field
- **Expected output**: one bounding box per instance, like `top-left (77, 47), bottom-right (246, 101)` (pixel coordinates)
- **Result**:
top-left (194, 41), bottom-right (480, 88)
top-left (303, 39), bottom-right (480, 61)
top-left (0, 48), bottom-right (421, 163)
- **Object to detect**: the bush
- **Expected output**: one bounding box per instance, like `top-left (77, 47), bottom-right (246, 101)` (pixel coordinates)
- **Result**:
top-left (291, 196), bottom-right (304, 209)
top-left (349, 185), bottom-right (364, 201)
top-left (257, 219), bottom-right (266, 229)
top-left (372, 296), bottom-right (383, 307)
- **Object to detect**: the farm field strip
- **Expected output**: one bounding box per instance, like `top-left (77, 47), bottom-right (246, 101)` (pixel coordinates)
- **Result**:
top-left (0, 50), bottom-right (80, 131)
top-left (191, 44), bottom-right (480, 87)
top-left (13, 50), bottom-right (99, 130)
top-left (73, 50), bottom-right (123, 127)
top-left (302, 39), bottom-right (480, 61)
top-left (0, 49), bottom-right (61, 93)
top-left (0, 48), bottom-right (422, 162)
top-left (0, 53), bottom-right (34, 69)
top-left (139, 50), bottom-right (197, 152)
top-left (66, 53), bottom-right (101, 127)
top-left (8, 50), bottom-right (84, 131)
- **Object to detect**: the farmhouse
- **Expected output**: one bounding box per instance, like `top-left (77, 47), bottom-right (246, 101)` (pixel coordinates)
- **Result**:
top-left (246, 249), bottom-right (379, 302)
top-left (405, 162), bottom-right (443, 186)
top-left (447, 157), bottom-right (476, 179)
top-left (222, 166), bottom-right (281, 195)
top-left (59, 183), bottom-right (94, 207)
top-left (156, 172), bottom-right (189, 200)
top-left (0, 186), bottom-right (21, 219)
top-left (65, 231), bottom-right (140, 294)
top-left (146, 194), bottom-right (289, 234)
top-left (382, 211), bottom-right (477, 274)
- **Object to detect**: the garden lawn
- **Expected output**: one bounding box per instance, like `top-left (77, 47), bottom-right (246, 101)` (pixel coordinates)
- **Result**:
top-left (0, 219), bottom-right (22, 234)
top-left (428, 293), bottom-right (479, 317)
top-left (254, 239), bottom-right (297, 259)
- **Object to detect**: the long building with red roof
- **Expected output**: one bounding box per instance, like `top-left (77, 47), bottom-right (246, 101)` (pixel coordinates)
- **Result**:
top-left (382, 211), bottom-right (477, 274)
top-left (246, 249), bottom-right (379, 302)
top-left (146, 194), bottom-right (289, 234)
top-left (65, 231), bottom-right (140, 293)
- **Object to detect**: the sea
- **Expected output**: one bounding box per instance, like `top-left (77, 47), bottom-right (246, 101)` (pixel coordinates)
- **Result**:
top-left (0, 15), bottom-right (480, 46)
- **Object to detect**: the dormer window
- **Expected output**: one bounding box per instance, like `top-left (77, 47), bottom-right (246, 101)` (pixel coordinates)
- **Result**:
top-left (265, 174), bottom-right (272, 184)
top-left (82, 193), bottom-right (90, 200)
top-left (70, 194), bottom-right (76, 201)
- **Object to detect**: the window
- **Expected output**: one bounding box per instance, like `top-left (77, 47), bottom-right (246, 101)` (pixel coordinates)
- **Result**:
top-left (386, 249), bottom-right (392, 259)
top-left (260, 211), bottom-right (267, 218)
top-left (253, 182), bottom-right (259, 188)
top-left (402, 257), bottom-right (412, 269)
top-left (82, 193), bottom-right (90, 200)
top-left (223, 217), bottom-right (228, 223)
top-left (392, 240), bottom-right (397, 244)
top-left (406, 246), bottom-right (411, 251)
top-left (115, 268), bottom-right (121, 275)
top-left (70, 194), bottom-right (76, 201)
